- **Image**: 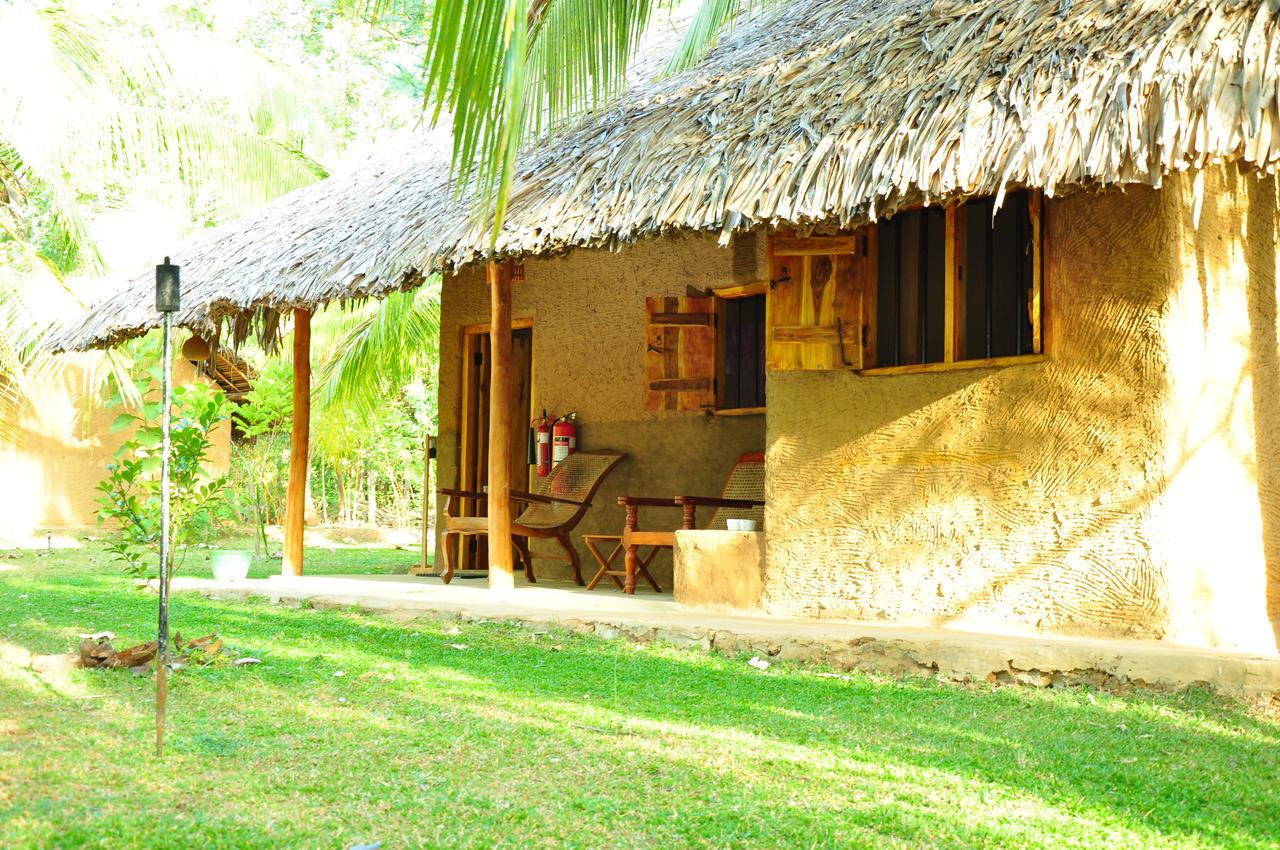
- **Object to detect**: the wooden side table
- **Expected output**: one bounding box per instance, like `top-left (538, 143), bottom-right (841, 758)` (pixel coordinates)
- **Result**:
top-left (583, 534), bottom-right (662, 592)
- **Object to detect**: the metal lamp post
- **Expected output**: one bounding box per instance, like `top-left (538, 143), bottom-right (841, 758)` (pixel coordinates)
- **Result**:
top-left (154, 257), bottom-right (180, 758)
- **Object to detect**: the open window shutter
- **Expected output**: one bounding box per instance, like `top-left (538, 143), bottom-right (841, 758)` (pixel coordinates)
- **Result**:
top-left (767, 231), bottom-right (868, 371)
top-left (644, 296), bottom-right (715, 411)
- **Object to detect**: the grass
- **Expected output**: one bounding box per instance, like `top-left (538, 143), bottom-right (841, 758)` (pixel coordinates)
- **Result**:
top-left (1, 541), bottom-right (1279, 849)
top-left (40, 529), bottom-right (422, 580)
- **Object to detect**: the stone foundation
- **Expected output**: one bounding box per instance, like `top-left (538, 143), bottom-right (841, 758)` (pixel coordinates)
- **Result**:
top-left (178, 575), bottom-right (1280, 699)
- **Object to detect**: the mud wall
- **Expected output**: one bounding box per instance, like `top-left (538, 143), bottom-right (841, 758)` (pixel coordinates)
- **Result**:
top-left (436, 232), bottom-right (767, 585)
top-left (0, 349), bottom-right (232, 544)
top-left (765, 166), bottom-right (1280, 655)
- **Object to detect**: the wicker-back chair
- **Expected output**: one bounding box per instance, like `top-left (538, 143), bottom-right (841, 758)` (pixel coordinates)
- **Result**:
top-left (439, 450), bottom-right (626, 585)
top-left (609, 452), bottom-right (765, 594)
top-left (698, 455), bottom-right (766, 530)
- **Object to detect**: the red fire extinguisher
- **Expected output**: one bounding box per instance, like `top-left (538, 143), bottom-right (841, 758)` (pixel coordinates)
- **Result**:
top-left (552, 412), bottom-right (578, 466)
top-left (530, 410), bottom-right (553, 477)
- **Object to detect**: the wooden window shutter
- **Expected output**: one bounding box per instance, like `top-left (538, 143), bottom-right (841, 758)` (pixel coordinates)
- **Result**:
top-left (644, 296), bottom-right (715, 411)
top-left (767, 231), bottom-right (868, 371)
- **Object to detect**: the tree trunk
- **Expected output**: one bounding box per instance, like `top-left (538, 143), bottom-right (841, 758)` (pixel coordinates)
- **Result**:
top-left (487, 261), bottom-right (514, 591)
top-left (251, 478), bottom-right (265, 558)
top-left (282, 309), bottom-right (311, 576)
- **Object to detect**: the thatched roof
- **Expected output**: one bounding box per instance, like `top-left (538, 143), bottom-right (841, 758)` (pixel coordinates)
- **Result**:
top-left (47, 130), bottom-right (457, 352)
top-left (52, 0), bottom-right (1280, 351)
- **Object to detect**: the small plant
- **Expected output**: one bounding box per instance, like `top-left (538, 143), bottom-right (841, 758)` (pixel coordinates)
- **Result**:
top-left (97, 347), bottom-right (237, 587)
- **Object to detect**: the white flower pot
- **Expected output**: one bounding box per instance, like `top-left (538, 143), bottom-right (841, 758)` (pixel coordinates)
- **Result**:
top-left (210, 550), bottom-right (252, 582)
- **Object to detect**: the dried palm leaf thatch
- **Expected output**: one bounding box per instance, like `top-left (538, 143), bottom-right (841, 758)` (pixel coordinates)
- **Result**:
top-left (51, 0), bottom-right (1280, 352)
top-left (46, 131), bottom-right (460, 352)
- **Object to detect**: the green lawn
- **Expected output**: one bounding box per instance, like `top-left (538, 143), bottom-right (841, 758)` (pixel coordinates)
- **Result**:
top-left (1, 543), bottom-right (1278, 849)
top-left (201, 535), bottom-right (422, 579)
top-left (43, 530), bottom-right (423, 580)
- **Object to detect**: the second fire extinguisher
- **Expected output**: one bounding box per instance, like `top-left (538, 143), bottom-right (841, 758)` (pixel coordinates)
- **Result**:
top-left (530, 410), bottom-right (553, 477)
top-left (552, 412), bottom-right (578, 466)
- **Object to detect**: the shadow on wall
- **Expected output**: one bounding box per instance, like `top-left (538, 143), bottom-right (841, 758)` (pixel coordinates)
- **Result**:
top-left (929, 361), bottom-right (1250, 637)
top-left (938, 168), bottom-right (1274, 648)
top-left (767, 183), bottom-right (1179, 639)
top-left (1244, 171), bottom-right (1280, 651)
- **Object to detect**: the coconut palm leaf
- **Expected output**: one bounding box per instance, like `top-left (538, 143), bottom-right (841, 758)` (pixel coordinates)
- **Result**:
top-left (312, 282), bottom-right (442, 421)
top-left (523, 0), bottom-right (658, 137)
top-left (664, 0), bottom-right (785, 73)
top-left (417, 0), bottom-right (678, 235)
top-left (93, 106), bottom-right (327, 220)
top-left (0, 0), bottom-right (335, 438)
top-left (0, 0), bottom-right (330, 276)
top-left (391, 0), bottom-right (788, 238)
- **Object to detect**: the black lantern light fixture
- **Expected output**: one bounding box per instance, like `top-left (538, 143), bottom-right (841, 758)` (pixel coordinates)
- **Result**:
top-left (156, 256), bottom-right (181, 313)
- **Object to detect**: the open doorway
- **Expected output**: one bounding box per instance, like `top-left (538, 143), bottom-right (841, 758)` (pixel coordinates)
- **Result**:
top-left (457, 323), bottom-right (533, 570)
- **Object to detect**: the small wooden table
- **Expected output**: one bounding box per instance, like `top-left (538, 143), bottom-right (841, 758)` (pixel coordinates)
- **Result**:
top-left (583, 534), bottom-right (662, 592)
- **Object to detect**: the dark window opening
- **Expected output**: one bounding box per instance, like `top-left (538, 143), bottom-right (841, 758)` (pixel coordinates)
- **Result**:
top-left (876, 207), bottom-right (947, 367)
top-left (963, 191), bottom-right (1036, 360)
top-left (720, 294), bottom-right (766, 409)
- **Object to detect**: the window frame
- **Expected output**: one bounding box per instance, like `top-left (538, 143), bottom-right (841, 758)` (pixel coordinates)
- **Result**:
top-left (712, 281), bottom-right (768, 415)
top-left (860, 190), bottom-right (1047, 376)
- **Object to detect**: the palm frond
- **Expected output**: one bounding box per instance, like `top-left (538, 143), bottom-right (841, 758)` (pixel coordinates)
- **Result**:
top-left (0, 1), bottom-right (332, 276)
top-left (313, 282), bottom-right (441, 421)
top-left (416, 0), bottom-right (766, 239)
top-left (664, 0), bottom-right (785, 73)
top-left (524, 0), bottom-right (657, 138)
top-left (94, 106), bottom-right (329, 215)
top-left (32, 2), bottom-right (102, 93)
top-left (422, 0), bottom-right (668, 237)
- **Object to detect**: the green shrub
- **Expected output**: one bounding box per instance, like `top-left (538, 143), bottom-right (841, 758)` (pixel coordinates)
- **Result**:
top-left (97, 364), bottom-right (237, 586)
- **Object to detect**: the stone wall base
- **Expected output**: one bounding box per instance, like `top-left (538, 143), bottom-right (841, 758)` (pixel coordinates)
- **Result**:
top-left (180, 576), bottom-right (1280, 701)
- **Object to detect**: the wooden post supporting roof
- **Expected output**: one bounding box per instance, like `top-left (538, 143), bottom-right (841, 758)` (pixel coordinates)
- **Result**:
top-left (282, 308), bottom-right (311, 577)
top-left (411, 434), bottom-right (436, 576)
top-left (487, 261), bottom-right (515, 592)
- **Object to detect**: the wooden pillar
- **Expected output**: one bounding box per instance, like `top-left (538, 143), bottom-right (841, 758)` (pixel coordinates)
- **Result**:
top-left (487, 261), bottom-right (515, 592)
top-left (412, 435), bottom-right (435, 576)
top-left (282, 308), bottom-right (311, 577)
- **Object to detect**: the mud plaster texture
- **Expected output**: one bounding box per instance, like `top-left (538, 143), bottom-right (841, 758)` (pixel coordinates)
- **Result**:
top-left (436, 231), bottom-right (767, 585)
top-left (0, 348), bottom-right (231, 543)
top-left (766, 166), bottom-right (1280, 656)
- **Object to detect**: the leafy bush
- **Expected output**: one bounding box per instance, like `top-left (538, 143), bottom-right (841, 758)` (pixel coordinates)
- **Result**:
top-left (97, 362), bottom-right (236, 586)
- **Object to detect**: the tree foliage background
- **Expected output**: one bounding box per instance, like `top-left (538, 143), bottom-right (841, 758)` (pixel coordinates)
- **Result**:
top-left (2, 0), bottom-right (784, 536)
top-left (1, 0), bottom-right (438, 533)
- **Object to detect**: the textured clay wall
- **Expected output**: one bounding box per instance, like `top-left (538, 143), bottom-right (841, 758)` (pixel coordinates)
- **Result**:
top-left (765, 166), bottom-right (1280, 655)
top-left (0, 350), bottom-right (232, 544)
top-left (437, 232), bottom-right (766, 585)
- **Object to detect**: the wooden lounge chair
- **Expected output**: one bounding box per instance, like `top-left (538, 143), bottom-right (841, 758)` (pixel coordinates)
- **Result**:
top-left (439, 450), bottom-right (626, 586)
top-left (604, 452), bottom-right (765, 594)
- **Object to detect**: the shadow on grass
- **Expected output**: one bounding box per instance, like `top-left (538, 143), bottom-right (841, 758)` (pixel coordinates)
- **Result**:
top-left (2, 570), bottom-right (1278, 848)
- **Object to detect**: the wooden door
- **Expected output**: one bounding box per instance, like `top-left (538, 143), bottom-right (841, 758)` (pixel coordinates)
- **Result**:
top-left (458, 326), bottom-right (533, 569)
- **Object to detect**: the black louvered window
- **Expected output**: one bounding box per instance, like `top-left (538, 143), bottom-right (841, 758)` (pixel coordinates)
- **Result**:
top-left (873, 190), bottom-right (1039, 368)
top-left (720, 294), bottom-right (766, 410)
